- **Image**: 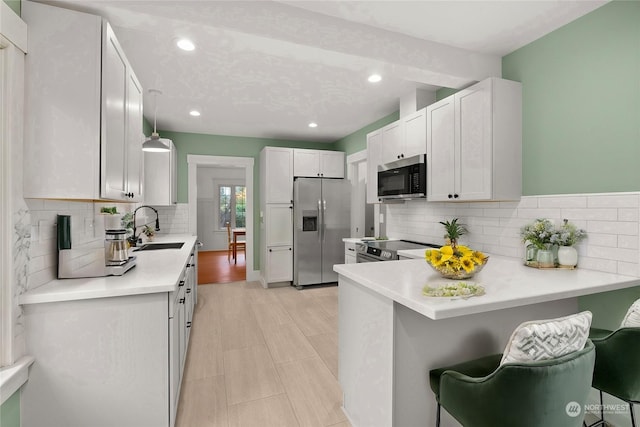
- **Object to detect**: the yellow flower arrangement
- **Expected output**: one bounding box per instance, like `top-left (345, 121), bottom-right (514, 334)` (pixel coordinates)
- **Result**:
top-left (425, 245), bottom-right (488, 279)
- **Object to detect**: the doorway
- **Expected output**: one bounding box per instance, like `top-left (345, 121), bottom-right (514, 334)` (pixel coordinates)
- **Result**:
top-left (347, 150), bottom-right (375, 238)
top-left (187, 155), bottom-right (256, 283)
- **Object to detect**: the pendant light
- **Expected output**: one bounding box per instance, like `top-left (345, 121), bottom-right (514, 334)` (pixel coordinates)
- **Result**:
top-left (142, 89), bottom-right (171, 152)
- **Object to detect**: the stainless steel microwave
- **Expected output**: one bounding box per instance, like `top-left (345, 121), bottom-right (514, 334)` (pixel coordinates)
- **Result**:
top-left (377, 155), bottom-right (426, 200)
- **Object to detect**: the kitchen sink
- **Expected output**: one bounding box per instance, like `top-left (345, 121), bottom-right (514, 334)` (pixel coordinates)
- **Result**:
top-left (133, 242), bottom-right (185, 251)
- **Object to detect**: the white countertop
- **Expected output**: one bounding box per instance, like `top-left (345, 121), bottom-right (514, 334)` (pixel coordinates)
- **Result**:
top-left (342, 237), bottom-right (398, 244)
top-left (397, 248), bottom-right (429, 259)
top-left (19, 235), bottom-right (198, 305)
top-left (333, 255), bottom-right (640, 320)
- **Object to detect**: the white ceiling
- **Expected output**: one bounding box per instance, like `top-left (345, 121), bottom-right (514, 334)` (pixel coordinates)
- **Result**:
top-left (36, 0), bottom-right (607, 143)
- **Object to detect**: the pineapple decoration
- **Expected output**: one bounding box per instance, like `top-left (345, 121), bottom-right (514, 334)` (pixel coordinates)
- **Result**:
top-left (439, 218), bottom-right (467, 249)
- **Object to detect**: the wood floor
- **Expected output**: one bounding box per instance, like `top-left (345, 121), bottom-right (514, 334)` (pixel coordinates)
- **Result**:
top-left (176, 281), bottom-right (350, 427)
top-left (198, 250), bottom-right (246, 284)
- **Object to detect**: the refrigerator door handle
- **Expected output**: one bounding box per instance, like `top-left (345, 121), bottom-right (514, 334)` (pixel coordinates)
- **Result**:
top-left (322, 199), bottom-right (327, 242)
top-left (317, 199), bottom-right (322, 242)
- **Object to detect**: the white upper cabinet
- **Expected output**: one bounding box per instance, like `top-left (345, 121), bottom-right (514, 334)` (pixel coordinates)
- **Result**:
top-left (144, 139), bottom-right (177, 206)
top-left (23, 2), bottom-right (143, 201)
top-left (381, 108), bottom-right (427, 164)
top-left (380, 121), bottom-right (403, 164)
top-left (293, 149), bottom-right (345, 178)
top-left (427, 77), bottom-right (522, 202)
top-left (260, 147), bottom-right (294, 204)
top-left (366, 129), bottom-right (382, 204)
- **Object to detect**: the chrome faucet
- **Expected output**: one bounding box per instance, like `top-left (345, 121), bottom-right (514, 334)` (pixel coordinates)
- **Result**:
top-left (129, 205), bottom-right (160, 246)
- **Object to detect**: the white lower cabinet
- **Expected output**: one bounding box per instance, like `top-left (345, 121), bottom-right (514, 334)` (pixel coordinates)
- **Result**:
top-left (22, 246), bottom-right (198, 427)
top-left (267, 245), bottom-right (293, 282)
top-left (345, 241), bottom-right (357, 264)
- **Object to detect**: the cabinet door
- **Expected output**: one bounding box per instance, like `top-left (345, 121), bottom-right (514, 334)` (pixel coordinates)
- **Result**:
top-left (266, 204), bottom-right (293, 246)
top-left (293, 149), bottom-right (320, 177)
top-left (366, 130), bottom-right (382, 204)
top-left (101, 23), bottom-right (129, 200)
top-left (427, 97), bottom-right (456, 201)
top-left (403, 108), bottom-right (427, 159)
top-left (320, 151), bottom-right (345, 178)
top-left (126, 71), bottom-right (144, 201)
top-left (381, 121), bottom-right (402, 164)
top-left (267, 246), bottom-right (293, 282)
top-left (456, 80), bottom-right (493, 200)
top-left (265, 148), bottom-right (294, 203)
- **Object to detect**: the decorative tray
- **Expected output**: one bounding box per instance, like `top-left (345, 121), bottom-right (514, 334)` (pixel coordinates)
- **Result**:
top-left (422, 282), bottom-right (486, 299)
top-left (524, 261), bottom-right (576, 270)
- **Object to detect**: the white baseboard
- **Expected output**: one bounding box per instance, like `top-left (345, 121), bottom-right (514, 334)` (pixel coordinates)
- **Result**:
top-left (246, 270), bottom-right (261, 283)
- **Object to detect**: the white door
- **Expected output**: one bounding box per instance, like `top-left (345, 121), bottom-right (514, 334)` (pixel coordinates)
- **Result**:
top-left (293, 149), bottom-right (320, 177)
top-left (320, 151), bottom-right (345, 178)
top-left (101, 23), bottom-right (129, 200)
top-left (427, 97), bottom-right (456, 201)
top-left (267, 246), bottom-right (293, 282)
top-left (366, 130), bottom-right (382, 204)
top-left (456, 80), bottom-right (493, 200)
top-left (266, 204), bottom-right (293, 246)
top-left (403, 108), bottom-right (427, 159)
top-left (265, 148), bottom-right (293, 203)
top-left (381, 121), bottom-right (402, 164)
top-left (126, 71), bottom-right (144, 201)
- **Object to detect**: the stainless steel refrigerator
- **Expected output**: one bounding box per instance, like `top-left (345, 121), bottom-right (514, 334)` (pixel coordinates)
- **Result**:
top-left (293, 178), bottom-right (350, 289)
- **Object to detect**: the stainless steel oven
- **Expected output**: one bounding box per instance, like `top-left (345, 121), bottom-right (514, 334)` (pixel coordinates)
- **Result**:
top-left (356, 240), bottom-right (438, 262)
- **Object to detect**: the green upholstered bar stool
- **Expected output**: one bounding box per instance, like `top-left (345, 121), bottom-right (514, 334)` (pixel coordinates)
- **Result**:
top-left (585, 299), bottom-right (640, 427)
top-left (429, 311), bottom-right (595, 427)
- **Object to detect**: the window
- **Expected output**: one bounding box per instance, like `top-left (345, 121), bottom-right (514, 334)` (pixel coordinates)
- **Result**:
top-left (219, 185), bottom-right (246, 229)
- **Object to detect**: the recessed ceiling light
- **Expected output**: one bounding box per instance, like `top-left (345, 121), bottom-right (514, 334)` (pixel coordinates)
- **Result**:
top-left (189, 110), bottom-right (201, 117)
top-left (177, 39), bottom-right (195, 51)
top-left (308, 122), bottom-right (318, 128)
top-left (368, 74), bottom-right (382, 83)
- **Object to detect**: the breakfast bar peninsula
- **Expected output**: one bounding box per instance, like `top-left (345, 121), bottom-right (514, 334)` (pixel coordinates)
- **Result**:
top-left (333, 256), bottom-right (640, 427)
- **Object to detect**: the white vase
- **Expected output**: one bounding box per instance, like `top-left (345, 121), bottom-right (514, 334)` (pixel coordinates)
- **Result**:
top-left (557, 246), bottom-right (578, 267)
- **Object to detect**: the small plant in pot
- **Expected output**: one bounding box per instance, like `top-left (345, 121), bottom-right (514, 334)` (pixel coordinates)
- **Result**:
top-left (142, 225), bottom-right (156, 242)
top-left (553, 219), bottom-right (586, 267)
top-left (100, 206), bottom-right (123, 231)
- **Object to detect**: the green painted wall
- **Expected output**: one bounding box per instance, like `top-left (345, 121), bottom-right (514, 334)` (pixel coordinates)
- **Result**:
top-left (1, 390), bottom-right (20, 427)
top-left (159, 130), bottom-right (336, 269)
top-left (503, 0), bottom-right (640, 196)
top-left (333, 111), bottom-right (400, 156)
top-left (3, 0), bottom-right (20, 16)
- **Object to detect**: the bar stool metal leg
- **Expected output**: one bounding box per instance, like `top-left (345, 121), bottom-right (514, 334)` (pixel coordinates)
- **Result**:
top-left (435, 402), bottom-right (441, 427)
top-left (631, 403), bottom-right (636, 427)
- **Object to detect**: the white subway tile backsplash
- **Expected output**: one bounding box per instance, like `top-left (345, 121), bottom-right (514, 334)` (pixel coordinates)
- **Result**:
top-left (618, 208), bottom-right (639, 222)
top-left (587, 221), bottom-right (638, 236)
top-left (617, 262), bottom-right (640, 277)
top-left (618, 235), bottom-right (639, 250)
top-left (588, 194), bottom-right (639, 208)
top-left (517, 208), bottom-right (562, 219)
top-left (386, 192), bottom-right (640, 276)
top-left (538, 196), bottom-right (587, 209)
top-left (560, 208), bottom-right (617, 221)
top-left (586, 233), bottom-right (618, 248)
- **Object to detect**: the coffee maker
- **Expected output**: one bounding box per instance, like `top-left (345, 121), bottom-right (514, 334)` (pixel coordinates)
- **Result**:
top-left (57, 214), bottom-right (136, 279)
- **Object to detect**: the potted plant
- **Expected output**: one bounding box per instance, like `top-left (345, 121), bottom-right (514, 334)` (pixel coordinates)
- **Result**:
top-left (100, 206), bottom-right (123, 230)
top-left (554, 219), bottom-right (586, 267)
top-left (520, 218), bottom-right (556, 267)
top-left (142, 225), bottom-right (156, 242)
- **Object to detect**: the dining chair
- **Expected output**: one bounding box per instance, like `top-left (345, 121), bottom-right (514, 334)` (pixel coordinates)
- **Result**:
top-left (585, 299), bottom-right (640, 427)
top-left (429, 311), bottom-right (595, 427)
top-left (226, 222), bottom-right (246, 263)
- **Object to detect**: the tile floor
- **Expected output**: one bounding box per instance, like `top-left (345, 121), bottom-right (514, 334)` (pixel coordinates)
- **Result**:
top-left (175, 281), bottom-right (351, 427)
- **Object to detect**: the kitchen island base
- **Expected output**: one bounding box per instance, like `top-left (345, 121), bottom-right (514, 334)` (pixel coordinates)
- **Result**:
top-left (338, 276), bottom-right (578, 427)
